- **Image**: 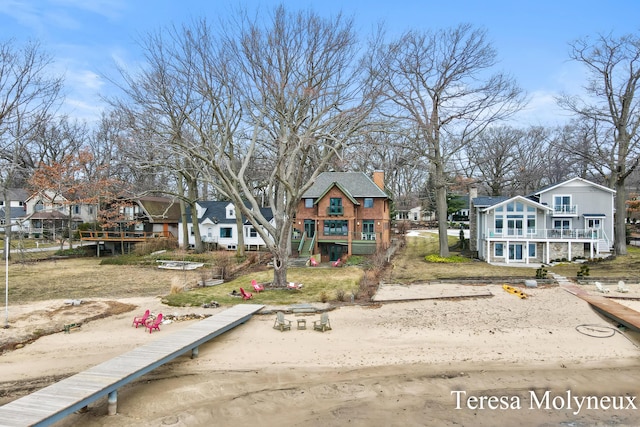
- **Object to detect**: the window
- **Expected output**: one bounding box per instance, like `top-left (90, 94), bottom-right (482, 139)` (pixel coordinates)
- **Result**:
top-left (495, 218), bottom-right (503, 233)
top-left (529, 243), bottom-right (536, 257)
top-left (249, 227), bottom-right (257, 238)
top-left (35, 201), bottom-right (44, 212)
top-left (323, 220), bottom-right (348, 235)
top-left (495, 243), bottom-right (504, 257)
top-left (553, 219), bottom-right (570, 229)
top-left (74, 205), bottom-right (80, 214)
top-left (305, 198), bottom-right (313, 208)
top-left (554, 195), bottom-right (573, 214)
top-left (220, 227), bottom-right (232, 238)
top-left (364, 198), bottom-right (373, 208)
top-left (328, 198), bottom-right (343, 215)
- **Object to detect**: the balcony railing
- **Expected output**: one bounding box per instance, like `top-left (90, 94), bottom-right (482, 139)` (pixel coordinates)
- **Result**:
top-left (486, 228), bottom-right (602, 240)
top-left (326, 206), bottom-right (344, 215)
top-left (553, 205), bottom-right (578, 215)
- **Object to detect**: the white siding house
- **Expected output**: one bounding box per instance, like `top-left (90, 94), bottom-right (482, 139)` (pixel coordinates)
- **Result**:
top-left (179, 201), bottom-right (274, 250)
top-left (470, 178), bottom-right (615, 264)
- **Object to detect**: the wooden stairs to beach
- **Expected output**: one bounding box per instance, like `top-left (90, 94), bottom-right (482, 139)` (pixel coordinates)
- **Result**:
top-left (0, 304), bottom-right (264, 427)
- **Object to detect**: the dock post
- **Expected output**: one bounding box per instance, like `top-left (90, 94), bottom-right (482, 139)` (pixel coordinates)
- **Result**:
top-left (107, 390), bottom-right (118, 415)
top-left (191, 346), bottom-right (199, 359)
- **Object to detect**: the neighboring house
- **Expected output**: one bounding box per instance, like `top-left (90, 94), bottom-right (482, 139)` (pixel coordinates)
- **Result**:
top-left (79, 196), bottom-right (181, 254)
top-left (178, 201), bottom-right (274, 250)
top-left (293, 171), bottom-right (392, 262)
top-left (22, 189), bottom-right (97, 238)
top-left (0, 188), bottom-right (28, 234)
top-left (448, 194), bottom-right (470, 222)
top-left (395, 206), bottom-right (436, 222)
top-left (470, 178), bottom-right (615, 264)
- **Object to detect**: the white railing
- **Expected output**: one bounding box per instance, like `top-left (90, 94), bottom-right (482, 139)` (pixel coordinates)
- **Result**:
top-left (486, 228), bottom-right (602, 240)
top-left (553, 205), bottom-right (578, 215)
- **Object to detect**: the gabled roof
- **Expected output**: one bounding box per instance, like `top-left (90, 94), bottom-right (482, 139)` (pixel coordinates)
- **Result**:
top-left (314, 182), bottom-right (360, 206)
top-left (480, 195), bottom-right (552, 213)
top-left (0, 207), bottom-right (28, 220)
top-left (4, 188), bottom-right (28, 202)
top-left (472, 196), bottom-right (509, 208)
top-left (186, 201), bottom-right (274, 225)
top-left (533, 177), bottom-right (616, 196)
top-left (302, 172), bottom-right (388, 200)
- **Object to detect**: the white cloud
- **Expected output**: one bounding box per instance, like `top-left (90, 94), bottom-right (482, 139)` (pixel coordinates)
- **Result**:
top-left (49, 0), bottom-right (127, 20)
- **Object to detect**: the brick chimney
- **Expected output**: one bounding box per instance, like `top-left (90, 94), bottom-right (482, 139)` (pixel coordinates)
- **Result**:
top-left (372, 170), bottom-right (385, 190)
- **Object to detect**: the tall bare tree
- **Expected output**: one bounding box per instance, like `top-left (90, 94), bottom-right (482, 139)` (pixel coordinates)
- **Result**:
top-left (559, 33), bottom-right (640, 255)
top-left (160, 8), bottom-right (380, 286)
top-left (0, 39), bottom-right (63, 257)
top-left (377, 24), bottom-right (525, 256)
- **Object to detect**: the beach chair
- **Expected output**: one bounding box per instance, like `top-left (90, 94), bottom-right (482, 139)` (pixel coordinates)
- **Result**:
top-left (313, 313), bottom-right (332, 332)
top-left (595, 282), bottom-right (610, 293)
top-left (309, 257), bottom-right (318, 267)
top-left (287, 282), bottom-right (303, 290)
top-left (252, 279), bottom-right (264, 293)
top-left (617, 281), bottom-right (630, 293)
top-left (145, 313), bottom-right (163, 334)
top-left (273, 311), bottom-right (292, 332)
top-left (132, 309), bottom-right (150, 328)
top-left (240, 287), bottom-right (253, 300)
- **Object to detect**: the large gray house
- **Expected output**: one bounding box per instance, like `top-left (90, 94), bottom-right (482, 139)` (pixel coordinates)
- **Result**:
top-left (470, 178), bottom-right (615, 264)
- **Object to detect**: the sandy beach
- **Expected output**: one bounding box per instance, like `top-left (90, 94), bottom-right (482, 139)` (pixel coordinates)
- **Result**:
top-left (1, 282), bottom-right (640, 426)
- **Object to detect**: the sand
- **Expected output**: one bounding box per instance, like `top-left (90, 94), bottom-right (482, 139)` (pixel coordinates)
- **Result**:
top-left (1, 283), bottom-right (640, 426)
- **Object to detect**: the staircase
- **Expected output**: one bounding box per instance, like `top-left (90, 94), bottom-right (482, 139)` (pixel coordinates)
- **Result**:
top-left (299, 236), bottom-right (314, 258)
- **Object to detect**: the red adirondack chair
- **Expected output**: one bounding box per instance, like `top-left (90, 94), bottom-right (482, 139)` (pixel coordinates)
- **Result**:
top-left (309, 257), bottom-right (318, 267)
top-left (145, 313), bottom-right (163, 334)
top-left (132, 309), bottom-right (150, 328)
top-left (240, 287), bottom-right (253, 300)
top-left (252, 279), bottom-right (264, 293)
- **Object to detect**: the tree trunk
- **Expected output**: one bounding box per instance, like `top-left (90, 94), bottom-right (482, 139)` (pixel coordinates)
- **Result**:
top-left (235, 214), bottom-right (245, 257)
top-left (436, 184), bottom-right (450, 257)
top-left (272, 247), bottom-right (289, 287)
top-left (614, 178), bottom-right (628, 255)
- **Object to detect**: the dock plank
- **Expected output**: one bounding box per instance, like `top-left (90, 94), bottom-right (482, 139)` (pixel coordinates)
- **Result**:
top-left (562, 284), bottom-right (640, 331)
top-left (0, 304), bottom-right (263, 427)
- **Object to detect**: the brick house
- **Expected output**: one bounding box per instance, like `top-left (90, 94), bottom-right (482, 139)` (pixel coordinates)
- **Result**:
top-left (292, 171), bottom-right (391, 262)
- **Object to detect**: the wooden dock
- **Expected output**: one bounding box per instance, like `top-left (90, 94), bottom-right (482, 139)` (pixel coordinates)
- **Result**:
top-left (0, 304), bottom-right (264, 427)
top-left (562, 284), bottom-right (640, 331)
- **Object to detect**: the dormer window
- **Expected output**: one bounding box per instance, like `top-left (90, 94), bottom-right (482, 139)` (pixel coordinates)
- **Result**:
top-left (226, 204), bottom-right (236, 219)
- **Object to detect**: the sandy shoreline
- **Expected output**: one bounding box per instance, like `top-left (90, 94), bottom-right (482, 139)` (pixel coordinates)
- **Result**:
top-left (2, 283), bottom-right (640, 426)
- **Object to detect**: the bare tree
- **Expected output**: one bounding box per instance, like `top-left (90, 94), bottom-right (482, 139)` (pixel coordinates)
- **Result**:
top-left (0, 39), bottom-right (63, 258)
top-left (377, 24), bottom-right (525, 256)
top-left (157, 8), bottom-right (380, 286)
top-left (559, 33), bottom-right (640, 255)
top-left (466, 126), bottom-right (521, 196)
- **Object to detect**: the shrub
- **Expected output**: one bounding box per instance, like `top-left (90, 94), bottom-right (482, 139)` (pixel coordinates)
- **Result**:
top-left (535, 266), bottom-right (548, 279)
top-left (319, 291), bottom-right (329, 303)
top-left (336, 289), bottom-right (346, 302)
top-left (577, 264), bottom-right (590, 278)
top-left (424, 254), bottom-right (468, 263)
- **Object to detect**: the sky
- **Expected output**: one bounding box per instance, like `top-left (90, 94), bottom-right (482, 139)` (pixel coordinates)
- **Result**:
top-left (1, 0), bottom-right (639, 127)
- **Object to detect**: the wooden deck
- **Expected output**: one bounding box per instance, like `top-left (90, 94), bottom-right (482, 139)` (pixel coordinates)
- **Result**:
top-left (0, 304), bottom-right (264, 427)
top-left (562, 284), bottom-right (640, 331)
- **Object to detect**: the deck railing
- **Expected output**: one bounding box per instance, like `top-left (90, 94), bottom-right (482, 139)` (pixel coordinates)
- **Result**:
top-left (486, 228), bottom-right (602, 240)
top-left (79, 230), bottom-right (172, 240)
